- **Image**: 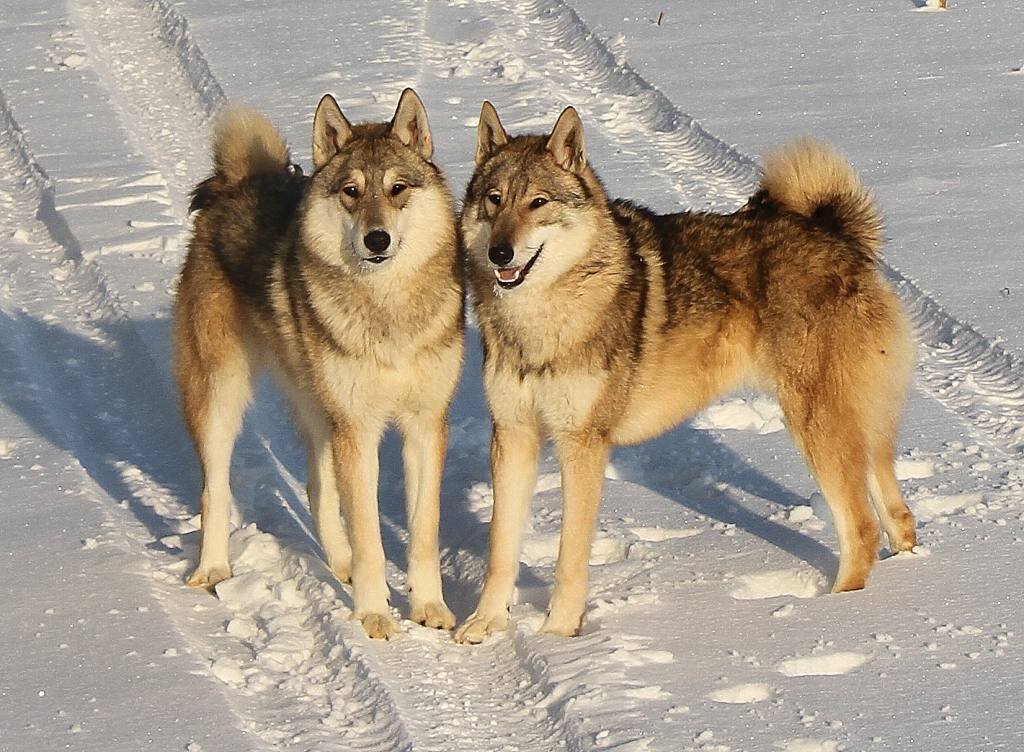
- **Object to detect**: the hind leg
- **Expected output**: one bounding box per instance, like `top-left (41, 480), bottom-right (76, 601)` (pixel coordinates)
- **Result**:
top-left (174, 260), bottom-right (253, 589)
top-left (868, 439), bottom-right (917, 553)
top-left (181, 351), bottom-right (252, 589)
top-left (817, 452), bottom-right (881, 592)
top-left (781, 393), bottom-right (880, 592)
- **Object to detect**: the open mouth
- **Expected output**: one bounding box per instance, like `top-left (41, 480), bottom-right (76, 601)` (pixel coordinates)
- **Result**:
top-left (493, 245), bottom-right (543, 290)
top-left (364, 255), bottom-right (390, 264)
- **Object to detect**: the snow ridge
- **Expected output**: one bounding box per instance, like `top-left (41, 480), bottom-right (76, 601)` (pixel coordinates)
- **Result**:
top-left (0, 85), bottom-right (187, 557)
top-left (0, 90), bottom-right (83, 261)
top-left (143, 0), bottom-right (226, 117)
top-left (487, 0), bottom-right (760, 208)
top-left (70, 0), bottom-right (223, 219)
top-left (887, 268), bottom-right (1024, 454)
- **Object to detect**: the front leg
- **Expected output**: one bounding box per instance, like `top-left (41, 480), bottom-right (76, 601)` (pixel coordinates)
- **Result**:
top-left (400, 413), bottom-right (455, 630)
top-left (332, 425), bottom-right (397, 640)
top-left (541, 435), bottom-right (610, 637)
top-left (455, 422), bottom-right (540, 644)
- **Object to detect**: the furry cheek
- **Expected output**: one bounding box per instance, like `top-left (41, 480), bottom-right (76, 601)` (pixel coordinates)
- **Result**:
top-left (301, 194), bottom-right (355, 267)
top-left (391, 188), bottom-right (451, 271)
top-left (519, 217), bottom-right (596, 286)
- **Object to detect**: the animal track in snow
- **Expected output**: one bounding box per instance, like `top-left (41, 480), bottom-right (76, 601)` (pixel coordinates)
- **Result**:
top-left (913, 492), bottom-right (985, 522)
top-left (692, 397), bottom-right (785, 434)
top-left (707, 682), bottom-right (773, 704)
top-left (629, 526), bottom-right (701, 542)
top-left (774, 739), bottom-right (843, 752)
top-left (520, 532), bottom-right (628, 566)
top-left (776, 651), bottom-right (869, 677)
top-left (895, 458), bottom-right (935, 480)
top-left (730, 569), bottom-right (826, 600)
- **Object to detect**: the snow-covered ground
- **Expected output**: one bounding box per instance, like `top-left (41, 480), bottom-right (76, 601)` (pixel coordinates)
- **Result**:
top-left (1, 0), bottom-right (1022, 750)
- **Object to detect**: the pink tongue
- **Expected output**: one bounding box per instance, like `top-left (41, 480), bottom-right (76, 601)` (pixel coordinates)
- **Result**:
top-left (497, 267), bottom-right (522, 282)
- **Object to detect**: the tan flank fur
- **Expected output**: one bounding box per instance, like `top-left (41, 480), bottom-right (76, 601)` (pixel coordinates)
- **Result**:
top-left (455, 103), bottom-right (916, 643)
top-left (174, 89), bottom-right (464, 639)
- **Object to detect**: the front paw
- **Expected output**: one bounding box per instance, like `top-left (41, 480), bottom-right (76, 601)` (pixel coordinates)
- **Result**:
top-left (186, 562), bottom-right (231, 590)
top-left (359, 612), bottom-right (400, 640)
top-left (409, 600), bottom-right (456, 630)
top-left (454, 610), bottom-right (509, 644)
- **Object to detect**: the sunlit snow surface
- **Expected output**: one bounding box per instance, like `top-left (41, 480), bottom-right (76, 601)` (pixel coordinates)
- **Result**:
top-left (0, 0), bottom-right (1022, 750)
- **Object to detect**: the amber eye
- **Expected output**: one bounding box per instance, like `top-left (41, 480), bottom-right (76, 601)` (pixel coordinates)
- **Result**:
top-left (391, 183), bottom-right (407, 197)
top-left (530, 196), bottom-right (548, 209)
top-left (342, 185), bottom-right (359, 198)
top-left (487, 191), bottom-right (501, 206)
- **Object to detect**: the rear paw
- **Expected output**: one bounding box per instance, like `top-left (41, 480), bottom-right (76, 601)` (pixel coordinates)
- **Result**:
top-left (330, 561), bottom-right (352, 584)
top-left (454, 610), bottom-right (508, 644)
top-left (360, 612), bottom-right (400, 640)
top-left (186, 563), bottom-right (231, 590)
top-left (831, 573), bottom-right (868, 593)
top-left (887, 523), bottom-right (917, 554)
top-left (409, 600), bottom-right (456, 630)
top-left (539, 611), bottom-right (582, 637)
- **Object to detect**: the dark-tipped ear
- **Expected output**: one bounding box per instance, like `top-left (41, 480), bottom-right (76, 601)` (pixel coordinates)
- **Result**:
top-left (545, 106), bottom-right (586, 174)
top-left (312, 94), bottom-right (352, 170)
top-left (389, 88), bottom-right (433, 161)
top-left (475, 101), bottom-right (508, 166)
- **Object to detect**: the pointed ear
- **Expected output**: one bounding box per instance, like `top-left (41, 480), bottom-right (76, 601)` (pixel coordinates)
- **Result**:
top-left (389, 88), bottom-right (433, 161)
top-left (476, 101), bottom-right (508, 166)
top-left (312, 94), bottom-right (352, 170)
top-left (545, 106), bottom-right (586, 174)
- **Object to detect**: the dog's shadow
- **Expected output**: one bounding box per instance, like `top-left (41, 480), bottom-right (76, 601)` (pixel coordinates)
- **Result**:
top-left (0, 308), bottom-right (837, 620)
top-left (607, 427), bottom-right (838, 580)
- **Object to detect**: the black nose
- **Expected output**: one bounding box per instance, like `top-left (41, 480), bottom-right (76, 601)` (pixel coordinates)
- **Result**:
top-left (488, 244), bottom-right (515, 266)
top-left (364, 230), bottom-right (391, 254)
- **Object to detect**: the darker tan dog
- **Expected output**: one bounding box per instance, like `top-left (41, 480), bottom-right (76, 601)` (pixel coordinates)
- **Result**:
top-left (456, 103), bottom-right (916, 642)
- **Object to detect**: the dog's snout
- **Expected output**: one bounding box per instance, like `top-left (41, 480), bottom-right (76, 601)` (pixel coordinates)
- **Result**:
top-left (364, 230), bottom-right (391, 254)
top-left (488, 244), bottom-right (515, 266)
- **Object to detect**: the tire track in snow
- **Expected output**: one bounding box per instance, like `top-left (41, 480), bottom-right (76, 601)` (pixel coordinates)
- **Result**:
top-left (6, 5), bottom-right (420, 745)
top-left (0, 88), bottom-right (264, 752)
top-left (64, 1), bottom-right (593, 750)
top-left (0, 87), bottom-right (166, 470)
top-left (1, 77), bottom-right (422, 750)
top-left (64, 0), bottom-right (426, 748)
top-left (474, 0), bottom-right (759, 210)
top-left (69, 0), bottom-right (225, 221)
top-left (481, 0), bottom-right (1024, 457)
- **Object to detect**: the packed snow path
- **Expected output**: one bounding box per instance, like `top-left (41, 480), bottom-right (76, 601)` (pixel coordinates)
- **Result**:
top-left (1, 0), bottom-right (1022, 750)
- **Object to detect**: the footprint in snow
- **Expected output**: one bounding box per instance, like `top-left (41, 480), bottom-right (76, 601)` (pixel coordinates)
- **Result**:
top-left (706, 682), bottom-right (773, 704)
top-left (629, 526), bottom-right (701, 542)
top-left (776, 651), bottom-right (869, 677)
top-left (520, 532), bottom-right (628, 566)
top-left (774, 739), bottom-right (843, 752)
top-left (730, 569), bottom-right (825, 600)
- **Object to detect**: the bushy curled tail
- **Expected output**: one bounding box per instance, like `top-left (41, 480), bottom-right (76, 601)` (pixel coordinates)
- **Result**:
top-left (760, 138), bottom-right (884, 258)
top-left (212, 104), bottom-right (290, 183)
top-left (190, 104), bottom-right (290, 212)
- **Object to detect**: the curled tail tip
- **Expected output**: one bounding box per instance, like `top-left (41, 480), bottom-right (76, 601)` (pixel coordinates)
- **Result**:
top-left (760, 138), bottom-right (883, 255)
top-left (759, 138), bottom-right (860, 217)
top-left (211, 103), bottom-right (290, 185)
